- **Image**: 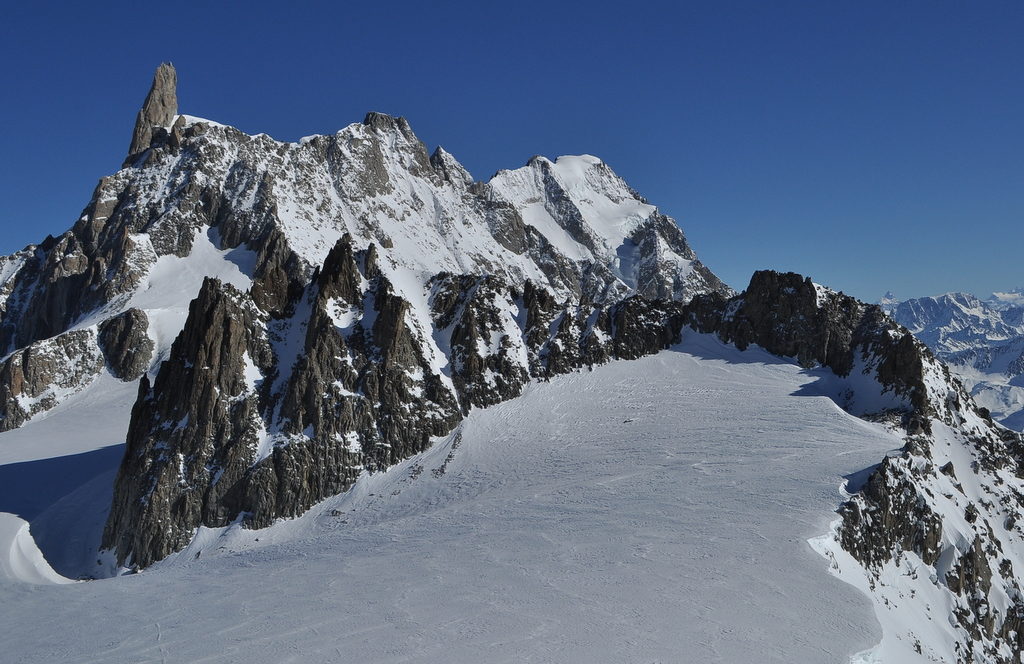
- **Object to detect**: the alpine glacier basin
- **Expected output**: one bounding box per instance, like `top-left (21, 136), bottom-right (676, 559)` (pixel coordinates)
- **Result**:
top-left (0, 334), bottom-right (900, 663)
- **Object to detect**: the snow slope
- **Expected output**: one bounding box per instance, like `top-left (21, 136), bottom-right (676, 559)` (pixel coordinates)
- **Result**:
top-left (0, 334), bottom-right (902, 663)
top-left (0, 373), bottom-right (138, 579)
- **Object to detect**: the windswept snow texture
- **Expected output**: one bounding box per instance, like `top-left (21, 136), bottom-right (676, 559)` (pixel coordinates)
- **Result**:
top-left (0, 336), bottom-right (900, 663)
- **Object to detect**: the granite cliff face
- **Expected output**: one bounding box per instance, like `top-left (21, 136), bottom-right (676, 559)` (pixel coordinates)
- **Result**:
top-left (126, 62), bottom-right (178, 163)
top-left (101, 231), bottom-right (699, 568)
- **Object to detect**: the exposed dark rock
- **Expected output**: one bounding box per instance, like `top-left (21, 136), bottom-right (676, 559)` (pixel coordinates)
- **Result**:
top-left (103, 238), bottom-right (473, 567)
top-left (248, 225), bottom-right (307, 316)
top-left (103, 239), bottom-right (697, 569)
top-left (838, 455), bottom-right (944, 568)
top-left (430, 146), bottom-right (473, 188)
top-left (612, 296), bottom-right (685, 361)
top-left (0, 329), bottom-right (104, 432)
top-left (102, 278), bottom-right (273, 568)
top-left (430, 274), bottom-right (529, 410)
top-left (683, 270), bottom-right (930, 422)
top-left (126, 63), bottom-right (178, 164)
top-left (98, 308), bottom-right (154, 380)
top-left (316, 234), bottom-right (362, 305)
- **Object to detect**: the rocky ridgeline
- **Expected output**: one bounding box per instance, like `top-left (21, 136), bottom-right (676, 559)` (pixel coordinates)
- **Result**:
top-left (834, 399), bottom-right (1024, 661)
top-left (685, 271), bottom-right (932, 422)
top-left (678, 271), bottom-right (1024, 662)
top-left (0, 63), bottom-right (726, 430)
top-left (0, 329), bottom-right (105, 431)
top-left (31, 63), bottom-right (726, 569)
top-left (101, 230), bottom-right (702, 568)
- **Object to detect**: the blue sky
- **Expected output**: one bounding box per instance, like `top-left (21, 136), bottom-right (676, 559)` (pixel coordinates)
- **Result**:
top-left (1, 1), bottom-right (1021, 301)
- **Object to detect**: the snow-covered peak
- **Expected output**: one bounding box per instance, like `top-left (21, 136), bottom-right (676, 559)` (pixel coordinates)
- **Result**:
top-left (0, 73), bottom-right (730, 433)
top-left (429, 146), bottom-right (473, 187)
top-left (879, 290), bottom-right (899, 313)
top-left (121, 106), bottom-right (726, 313)
top-left (890, 291), bottom-right (1024, 352)
top-left (886, 288), bottom-right (1024, 431)
top-left (489, 153), bottom-right (653, 259)
top-left (991, 287), bottom-right (1024, 310)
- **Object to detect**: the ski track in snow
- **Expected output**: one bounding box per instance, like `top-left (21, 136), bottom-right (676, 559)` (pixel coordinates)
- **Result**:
top-left (0, 335), bottom-right (903, 663)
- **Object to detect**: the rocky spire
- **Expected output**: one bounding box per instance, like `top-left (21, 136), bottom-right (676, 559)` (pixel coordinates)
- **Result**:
top-left (125, 62), bottom-right (178, 164)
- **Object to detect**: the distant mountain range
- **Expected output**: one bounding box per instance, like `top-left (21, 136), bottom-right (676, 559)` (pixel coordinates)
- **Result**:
top-left (883, 290), bottom-right (1024, 430)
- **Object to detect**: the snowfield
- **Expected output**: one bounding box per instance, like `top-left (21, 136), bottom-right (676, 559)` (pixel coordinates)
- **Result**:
top-left (0, 334), bottom-right (904, 663)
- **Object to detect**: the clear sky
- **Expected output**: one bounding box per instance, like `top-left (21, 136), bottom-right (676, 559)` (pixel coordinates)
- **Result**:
top-left (1, 1), bottom-right (1021, 301)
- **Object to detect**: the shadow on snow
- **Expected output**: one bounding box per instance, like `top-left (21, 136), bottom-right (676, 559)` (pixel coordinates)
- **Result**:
top-left (0, 444), bottom-right (123, 578)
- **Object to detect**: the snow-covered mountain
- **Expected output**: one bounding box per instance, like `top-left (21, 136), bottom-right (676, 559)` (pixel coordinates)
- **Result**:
top-left (0, 63), bottom-right (729, 571)
top-left (884, 291), bottom-right (1024, 430)
top-left (991, 288), bottom-right (1024, 310)
top-left (3, 63), bottom-right (1024, 663)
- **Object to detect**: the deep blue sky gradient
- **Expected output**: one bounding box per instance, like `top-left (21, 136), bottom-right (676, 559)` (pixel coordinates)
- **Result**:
top-left (2, 1), bottom-right (1021, 301)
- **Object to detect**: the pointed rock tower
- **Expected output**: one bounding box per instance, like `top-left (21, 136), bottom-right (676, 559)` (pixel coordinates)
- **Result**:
top-left (125, 62), bottom-right (178, 164)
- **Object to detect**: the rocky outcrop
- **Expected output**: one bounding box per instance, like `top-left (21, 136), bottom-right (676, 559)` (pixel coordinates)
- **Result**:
top-left (126, 63), bottom-right (178, 163)
top-left (0, 329), bottom-right (105, 431)
top-left (837, 452), bottom-right (944, 569)
top-left (684, 271), bottom-right (931, 422)
top-left (430, 274), bottom-right (531, 410)
top-left (101, 231), bottom-right (699, 570)
top-left (103, 278), bottom-right (273, 568)
top-left (669, 269), bottom-right (1024, 661)
top-left (834, 415), bottom-right (1024, 661)
top-left (0, 64), bottom-right (731, 428)
top-left (98, 308), bottom-right (154, 380)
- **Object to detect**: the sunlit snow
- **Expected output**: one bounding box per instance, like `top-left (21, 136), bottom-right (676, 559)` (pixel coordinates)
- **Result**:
top-left (0, 335), bottom-right (902, 663)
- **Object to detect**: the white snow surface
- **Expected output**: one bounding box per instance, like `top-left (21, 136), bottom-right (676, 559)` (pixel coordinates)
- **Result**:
top-left (124, 227), bottom-right (254, 363)
top-left (0, 335), bottom-right (905, 663)
top-left (0, 514), bottom-right (73, 585)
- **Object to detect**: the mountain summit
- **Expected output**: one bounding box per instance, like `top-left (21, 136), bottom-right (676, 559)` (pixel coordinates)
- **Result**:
top-left (126, 61), bottom-right (178, 162)
top-left (1, 64), bottom-right (730, 569)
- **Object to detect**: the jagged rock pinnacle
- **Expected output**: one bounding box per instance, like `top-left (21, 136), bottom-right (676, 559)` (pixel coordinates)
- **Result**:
top-left (125, 62), bottom-right (178, 164)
